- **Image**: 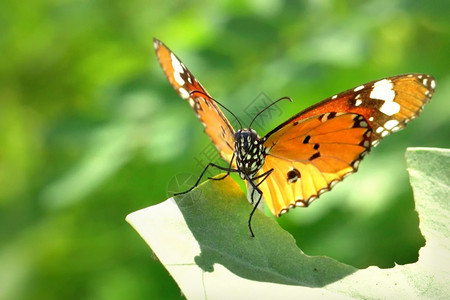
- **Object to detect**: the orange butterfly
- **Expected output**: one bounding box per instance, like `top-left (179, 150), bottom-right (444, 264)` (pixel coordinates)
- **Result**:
top-left (154, 38), bottom-right (435, 237)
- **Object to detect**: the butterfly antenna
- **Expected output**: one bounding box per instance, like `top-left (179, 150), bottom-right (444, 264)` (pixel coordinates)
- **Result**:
top-left (248, 96), bottom-right (292, 128)
top-left (190, 90), bottom-right (243, 129)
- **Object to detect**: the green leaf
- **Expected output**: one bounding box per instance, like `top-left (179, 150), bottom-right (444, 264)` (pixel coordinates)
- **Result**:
top-left (127, 147), bottom-right (449, 298)
top-left (404, 147), bottom-right (450, 295)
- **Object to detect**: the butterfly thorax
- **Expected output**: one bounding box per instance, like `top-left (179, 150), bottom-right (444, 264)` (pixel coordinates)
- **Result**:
top-left (234, 129), bottom-right (266, 180)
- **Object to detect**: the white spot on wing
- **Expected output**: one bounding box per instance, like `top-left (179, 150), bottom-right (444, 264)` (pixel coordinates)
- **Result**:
top-left (355, 99), bottom-right (362, 106)
top-left (380, 101), bottom-right (400, 116)
top-left (331, 95), bottom-right (337, 99)
top-left (170, 53), bottom-right (185, 85)
top-left (370, 79), bottom-right (395, 102)
top-left (179, 87), bottom-right (190, 99)
top-left (329, 180), bottom-right (339, 188)
top-left (431, 79), bottom-right (436, 89)
top-left (370, 79), bottom-right (400, 115)
top-left (354, 85), bottom-right (364, 92)
top-left (279, 208), bottom-right (289, 214)
top-left (384, 119), bottom-right (399, 130)
top-left (318, 188), bottom-right (327, 195)
top-left (153, 39), bottom-right (159, 49)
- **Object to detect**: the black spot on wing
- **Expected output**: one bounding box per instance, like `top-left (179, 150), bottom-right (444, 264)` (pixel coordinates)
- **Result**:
top-left (287, 168), bottom-right (301, 183)
top-left (303, 135), bottom-right (311, 144)
top-left (309, 152), bottom-right (321, 160)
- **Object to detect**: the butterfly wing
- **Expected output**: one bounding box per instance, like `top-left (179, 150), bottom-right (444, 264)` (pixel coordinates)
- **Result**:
top-left (268, 74), bottom-right (435, 147)
top-left (154, 38), bottom-right (236, 163)
top-left (258, 74), bottom-right (435, 216)
top-left (255, 113), bottom-right (371, 215)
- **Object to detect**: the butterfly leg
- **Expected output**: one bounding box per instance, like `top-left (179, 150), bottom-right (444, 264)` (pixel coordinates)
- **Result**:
top-left (248, 168), bottom-right (274, 204)
top-left (209, 153), bottom-right (236, 181)
top-left (174, 162), bottom-right (238, 196)
top-left (246, 169), bottom-right (274, 237)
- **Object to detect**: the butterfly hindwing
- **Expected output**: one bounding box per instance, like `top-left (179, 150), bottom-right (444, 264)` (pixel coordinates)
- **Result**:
top-left (258, 113), bottom-right (371, 215)
top-left (153, 39), bottom-right (236, 163)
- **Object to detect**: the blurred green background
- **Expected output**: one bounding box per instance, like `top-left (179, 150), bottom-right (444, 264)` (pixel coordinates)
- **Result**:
top-left (1, 0), bottom-right (449, 298)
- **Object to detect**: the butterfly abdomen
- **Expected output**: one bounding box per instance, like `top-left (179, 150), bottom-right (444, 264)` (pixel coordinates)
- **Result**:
top-left (234, 129), bottom-right (266, 179)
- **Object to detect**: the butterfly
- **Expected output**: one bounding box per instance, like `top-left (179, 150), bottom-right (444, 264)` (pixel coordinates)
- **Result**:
top-left (153, 38), bottom-right (435, 237)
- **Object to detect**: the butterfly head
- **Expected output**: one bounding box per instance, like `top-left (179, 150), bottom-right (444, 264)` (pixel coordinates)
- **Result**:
top-left (234, 129), bottom-right (266, 179)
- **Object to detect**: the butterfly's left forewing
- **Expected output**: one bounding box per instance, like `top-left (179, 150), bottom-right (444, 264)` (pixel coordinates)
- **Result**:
top-left (154, 39), bottom-right (236, 164)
